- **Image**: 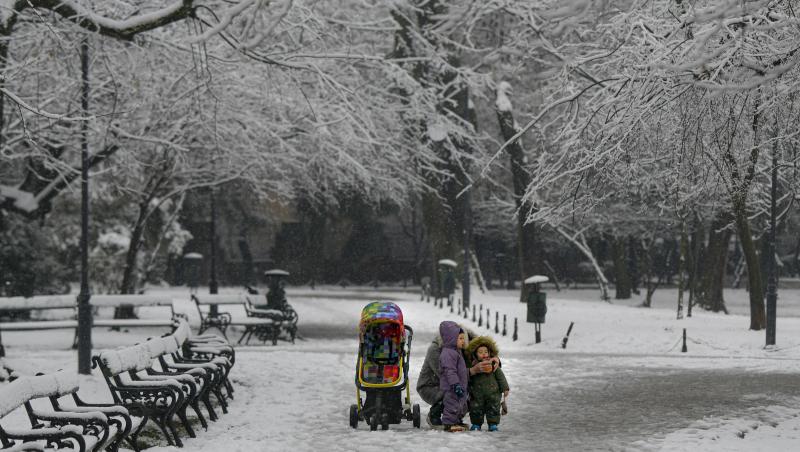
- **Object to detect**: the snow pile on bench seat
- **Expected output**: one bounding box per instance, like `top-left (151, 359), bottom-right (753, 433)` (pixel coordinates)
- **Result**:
top-left (99, 345), bottom-right (152, 375)
top-left (192, 294), bottom-right (244, 305)
top-left (0, 372), bottom-right (79, 417)
top-left (90, 295), bottom-right (174, 308)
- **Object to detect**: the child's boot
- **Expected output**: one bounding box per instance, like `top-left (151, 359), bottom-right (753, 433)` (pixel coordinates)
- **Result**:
top-left (469, 424), bottom-right (481, 431)
top-left (488, 424), bottom-right (499, 432)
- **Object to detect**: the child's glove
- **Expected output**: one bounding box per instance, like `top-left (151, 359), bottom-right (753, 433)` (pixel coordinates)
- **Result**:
top-left (452, 384), bottom-right (465, 399)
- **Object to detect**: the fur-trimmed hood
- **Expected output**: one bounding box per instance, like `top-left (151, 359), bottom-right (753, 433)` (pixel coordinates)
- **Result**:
top-left (467, 335), bottom-right (499, 360)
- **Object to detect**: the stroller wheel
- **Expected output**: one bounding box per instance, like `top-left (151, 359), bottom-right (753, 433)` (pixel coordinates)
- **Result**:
top-left (349, 404), bottom-right (359, 429)
top-left (369, 414), bottom-right (379, 431)
top-left (381, 413), bottom-right (389, 430)
top-left (412, 404), bottom-right (421, 428)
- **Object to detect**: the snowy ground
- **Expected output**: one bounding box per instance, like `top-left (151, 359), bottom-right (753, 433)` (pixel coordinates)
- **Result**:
top-left (2, 285), bottom-right (800, 451)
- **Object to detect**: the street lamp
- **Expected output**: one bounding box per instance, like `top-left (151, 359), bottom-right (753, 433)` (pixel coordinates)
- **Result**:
top-left (765, 137), bottom-right (778, 346)
top-left (462, 189), bottom-right (472, 309)
top-left (208, 186), bottom-right (219, 317)
top-left (76, 35), bottom-right (92, 374)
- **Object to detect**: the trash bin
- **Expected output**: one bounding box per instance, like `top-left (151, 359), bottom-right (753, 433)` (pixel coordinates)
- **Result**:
top-left (437, 259), bottom-right (457, 306)
top-left (524, 275), bottom-right (548, 343)
top-left (183, 252), bottom-right (203, 294)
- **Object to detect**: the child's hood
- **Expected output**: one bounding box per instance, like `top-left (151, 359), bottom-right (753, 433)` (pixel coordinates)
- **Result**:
top-left (439, 321), bottom-right (462, 349)
top-left (433, 324), bottom-right (478, 347)
top-left (467, 335), bottom-right (499, 358)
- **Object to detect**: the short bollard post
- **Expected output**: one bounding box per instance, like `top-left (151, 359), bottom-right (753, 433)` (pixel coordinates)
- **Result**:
top-left (457, 301), bottom-right (461, 316)
top-left (502, 314), bottom-right (507, 337)
top-left (512, 318), bottom-right (518, 341)
top-left (494, 312), bottom-right (499, 334)
top-left (561, 322), bottom-right (575, 349)
top-left (463, 305), bottom-right (468, 320)
top-left (681, 328), bottom-right (687, 353)
top-left (486, 309), bottom-right (491, 330)
top-left (478, 305), bottom-right (483, 327)
top-left (450, 299), bottom-right (454, 313)
top-left (472, 305), bottom-right (476, 322)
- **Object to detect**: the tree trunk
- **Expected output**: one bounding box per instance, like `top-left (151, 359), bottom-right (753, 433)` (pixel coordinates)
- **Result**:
top-left (628, 236), bottom-right (641, 295)
top-left (116, 202), bottom-right (149, 318)
top-left (495, 83), bottom-right (544, 287)
top-left (687, 213), bottom-right (701, 317)
top-left (733, 197), bottom-right (765, 330)
top-left (612, 235), bottom-right (632, 299)
top-left (697, 213), bottom-right (732, 313)
top-left (391, 0), bottom-right (473, 298)
top-left (677, 219), bottom-right (689, 319)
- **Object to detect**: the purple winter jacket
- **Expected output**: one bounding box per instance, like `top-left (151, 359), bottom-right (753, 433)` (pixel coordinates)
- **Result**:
top-left (438, 321), bottom-right (468, 393)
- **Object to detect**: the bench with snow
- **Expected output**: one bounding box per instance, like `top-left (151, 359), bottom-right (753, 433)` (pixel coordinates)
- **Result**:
top-left (190, 294), bottom-right (280, 345)
top-left (242, 288), bottom-right (298, 344)
top-left (0, 371), bottom-right (134, 452)
top-left (0, 295), bottom-right (179, 355)
top-left (93, 321), bottom-right (234, 449)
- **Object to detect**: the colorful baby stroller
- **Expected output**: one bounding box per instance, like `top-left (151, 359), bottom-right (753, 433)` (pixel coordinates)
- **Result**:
top-left (350, 302), bottom-right (421, 430)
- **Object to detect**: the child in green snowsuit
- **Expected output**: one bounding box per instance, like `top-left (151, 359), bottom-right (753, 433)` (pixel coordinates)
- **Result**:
top-left (467, 336), bottom-right (509, 431)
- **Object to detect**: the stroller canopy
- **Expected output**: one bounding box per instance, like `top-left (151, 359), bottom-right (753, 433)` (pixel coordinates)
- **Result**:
top-left (359, 302), bottom-right (403, 339)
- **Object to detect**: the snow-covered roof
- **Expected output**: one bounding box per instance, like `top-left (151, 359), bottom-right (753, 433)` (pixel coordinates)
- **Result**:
top-left (524, 275), bottom-right (549, 284)
top-left (264, 269), bottom-right (290, 277)
top-left (183, 252), bottom-right (203, 259)
top-left (437, 259), bottom-right (457, 267)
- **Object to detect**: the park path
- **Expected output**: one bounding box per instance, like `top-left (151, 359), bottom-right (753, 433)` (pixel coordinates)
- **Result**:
top-left (139, 295), bottom-right (800, 452)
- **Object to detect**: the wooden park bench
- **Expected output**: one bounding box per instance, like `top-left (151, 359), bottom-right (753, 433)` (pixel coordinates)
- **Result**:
top-left (242, 294), bottom-right (298, 344)
top-left (191, 294), bottom-right (280, 345)
top-left (0, 295), bottom-right (179, 356)
top-left (0, 371), bottom-right (132, 452)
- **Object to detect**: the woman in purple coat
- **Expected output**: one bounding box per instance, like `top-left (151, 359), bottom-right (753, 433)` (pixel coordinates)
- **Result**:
top-left (438, 321), bottom-right (469, 432)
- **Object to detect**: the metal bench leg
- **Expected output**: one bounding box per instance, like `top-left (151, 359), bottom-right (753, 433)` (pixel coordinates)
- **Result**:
top-left (190, 401), bottom-right (208, 430)
top-left (224, 379), bottom-right (234, 399)
top-left (178, 407), bottom-right (196, 438)
top-left (126, 415), bottom-right (148, 452)
top-left (166, 415), bottom-right (183, 447)
top-left (154, 415), bottom-right (175, 446)
top-left (236, 328), bottom-right (250, 345)
top-left (202, 394), bottom-right (218, 421)
top-left (214, 388), bottom-right (228, 414)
